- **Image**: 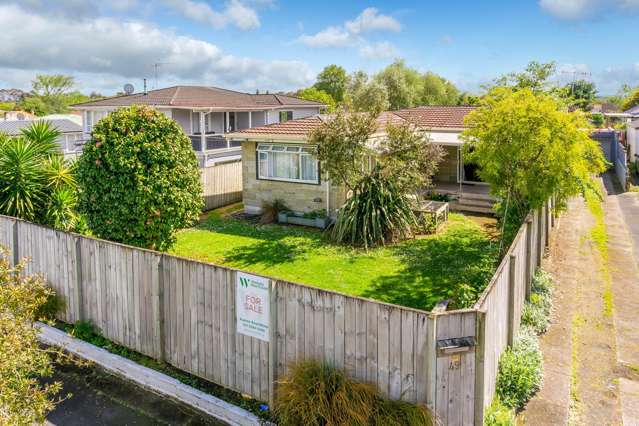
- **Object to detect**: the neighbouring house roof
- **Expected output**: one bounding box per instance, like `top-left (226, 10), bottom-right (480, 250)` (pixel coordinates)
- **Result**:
top-left (228, 106), bottom-right (476, 140)
top-left (625, 105), bottom-right (639, 116)
top-left (41, 113), bottom-right (83, 126)
top-left (591, 102), bottom-right (620, 114)
top-left (72, 86), bottom-right (325, 110)
top-left (0, 119), bottom-right (82, 136)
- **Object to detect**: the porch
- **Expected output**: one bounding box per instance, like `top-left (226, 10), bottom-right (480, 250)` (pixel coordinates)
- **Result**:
top-left (433, 181), bottom-right (496, 215)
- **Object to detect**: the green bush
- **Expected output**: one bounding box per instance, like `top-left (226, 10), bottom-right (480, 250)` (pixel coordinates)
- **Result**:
top-left (521, 269), bottom-right (554, 334)
top-left (77, 106), bottom-right (203, 250)
top-left (496, 326), bottom-right (543, 409)
top-left (0, 121), bottom-right (79, 230)
top-left (484, 397), bottom-right (515, 426)
top-left (275, 361), bottom-right (433, 426)
top-left (331, 171), bottom-right (417, 249)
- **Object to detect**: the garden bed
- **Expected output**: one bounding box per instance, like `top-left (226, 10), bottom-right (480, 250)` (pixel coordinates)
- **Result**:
top-left (173, 203), bottom-right (499, 311)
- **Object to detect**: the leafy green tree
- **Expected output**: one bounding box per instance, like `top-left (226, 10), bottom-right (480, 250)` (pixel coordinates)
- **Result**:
top-left (462, 88), bottom-right (607, 248)
top-left (0, 121), bottom-right (79, 230)
top-left (373, 60), bottom-right (422, 110)
top-left (491, 61), bottom-right (556, 93)
top-left (0, 249), bottom-right (65, 425)
top-left (312, 110), bottom-right (443, 247)
top-left (622, 87), bottom-right (639, 111)
top-left (296, 87), bottom-right (336, 112)
top-left (314, 65), bottom-right (349, 103)
top-left (77, 106), bottom-right (203, 250)
top-left (18, 74), bottom-right (84, 116)
top-left (346, 71), bottom-right (387, 112)
top-left (562, 80), bottom-right (597, 110)
top-left (420, 72), bottom-right (460, 105)
top-left (458, 93), bottom-right (481, 106)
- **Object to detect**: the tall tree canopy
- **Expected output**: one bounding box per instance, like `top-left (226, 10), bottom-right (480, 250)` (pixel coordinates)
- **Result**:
top-left (296, 87), bottom-right (336, 112)
top-left (314, 65), bottom-right (349, 103)
top-left (490, 61), bottom-right (557, 93)
top-left (18, 74), bottom-right (100, 116)
top-left (562, 79), bottom-right (597, 110)
top-left (373, 60), bottom-right (422, 110)
top-left (462, 88), bottom-right (607, 245)
top-left (621, 87), bottom-right (639, 111)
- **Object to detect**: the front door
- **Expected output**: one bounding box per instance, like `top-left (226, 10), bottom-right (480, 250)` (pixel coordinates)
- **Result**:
top-left (460, 148), bottom-right (485, 184)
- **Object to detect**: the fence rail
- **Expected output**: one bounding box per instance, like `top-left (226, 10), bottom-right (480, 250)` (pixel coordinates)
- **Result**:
top-left (0, 196), bottom-right (556, 425)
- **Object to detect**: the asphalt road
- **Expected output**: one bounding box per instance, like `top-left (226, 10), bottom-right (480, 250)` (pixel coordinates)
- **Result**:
top-left (45, 362), bottom-right (228, 426)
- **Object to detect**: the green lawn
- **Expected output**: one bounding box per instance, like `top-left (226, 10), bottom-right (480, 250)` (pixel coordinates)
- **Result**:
top-left (171, 205), bottom-right (499, 311)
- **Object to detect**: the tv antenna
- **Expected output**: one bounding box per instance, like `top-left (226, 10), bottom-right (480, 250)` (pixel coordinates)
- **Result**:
top-left (560, 70), bottom-right (592, 95)
top-left (153, 62), bottom-right (173, 89)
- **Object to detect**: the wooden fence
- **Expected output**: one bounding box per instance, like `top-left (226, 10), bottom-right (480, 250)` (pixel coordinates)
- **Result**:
top-left (0, 197), bottom-right (556, 425)
top-left (200, 160), bottom-right (242, 210)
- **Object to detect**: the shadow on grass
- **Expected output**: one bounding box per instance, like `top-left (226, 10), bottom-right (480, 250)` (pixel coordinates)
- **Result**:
top-left (197, 215), bottom-right (328, 267)
top-left (362, 225), bottom-right (499, 311)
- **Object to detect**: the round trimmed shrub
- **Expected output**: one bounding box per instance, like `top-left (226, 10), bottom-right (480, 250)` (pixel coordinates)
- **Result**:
top-left (77, 105), bottom-right (203, 250)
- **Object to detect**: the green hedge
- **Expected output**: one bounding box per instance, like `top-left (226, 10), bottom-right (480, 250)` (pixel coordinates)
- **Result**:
top-left (77, 105), bottom-right (203, 250)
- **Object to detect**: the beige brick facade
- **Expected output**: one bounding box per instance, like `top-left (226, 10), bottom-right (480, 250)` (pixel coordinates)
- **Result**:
top-left (433, 145), bottom-right (459, 183)
top-left (242, 141), bottom-right (345, 216)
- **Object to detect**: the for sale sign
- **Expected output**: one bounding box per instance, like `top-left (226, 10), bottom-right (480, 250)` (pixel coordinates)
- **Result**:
top-left (236, 272), bottom-right (271, 341)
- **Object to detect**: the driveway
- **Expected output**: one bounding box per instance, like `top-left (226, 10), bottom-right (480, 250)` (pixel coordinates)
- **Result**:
top-left (522, 173), bottom-right (639, 425)
top-left (46, 362), bottom-right (228, 426)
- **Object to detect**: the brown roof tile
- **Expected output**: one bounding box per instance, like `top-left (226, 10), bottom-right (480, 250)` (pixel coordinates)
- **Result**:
top-left (394, 105), bottom-right (476, 128)
top-left (231, 106), bottom-right (475, 138)
top-left (72, 86), bottom-right (325, 109)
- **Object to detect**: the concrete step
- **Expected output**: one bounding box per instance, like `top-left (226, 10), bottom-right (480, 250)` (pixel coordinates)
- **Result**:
top-left (458, 191), bottom-right (494, 202)
top-left (458, 197), bottom-right (495, 208)
top-left (449, 201), bottom-right (494, 214)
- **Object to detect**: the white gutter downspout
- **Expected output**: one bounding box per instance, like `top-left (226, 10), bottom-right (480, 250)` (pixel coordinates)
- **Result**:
top-left (325, 178), bottom-right (330, 217)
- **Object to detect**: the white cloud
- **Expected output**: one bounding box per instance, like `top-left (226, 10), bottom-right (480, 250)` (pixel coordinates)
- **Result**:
top-left (297, 26), bottom-right (354, 48)
top-left (225, 0), bottom-right (260, 30)
top-left (296, 7), bottom-right (400, 58)
top-left (345, 8), bottom-right (401, 34)
top-left (359, 42), bottom-right (398, 60)
top-left (0, 4), bottom-right (312, 93)
top-left (162, 0), bottom-right (260, 30)
top-left (539, 0), bottom-right (639, 19)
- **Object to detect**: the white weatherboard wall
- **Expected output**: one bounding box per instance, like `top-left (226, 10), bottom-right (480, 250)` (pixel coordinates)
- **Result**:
top-left (0, 197), bottom-right (556, 425)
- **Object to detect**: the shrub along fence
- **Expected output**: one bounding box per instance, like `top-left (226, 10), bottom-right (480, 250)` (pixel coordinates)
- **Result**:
top-left (0, 197), bottom-right (555, 425)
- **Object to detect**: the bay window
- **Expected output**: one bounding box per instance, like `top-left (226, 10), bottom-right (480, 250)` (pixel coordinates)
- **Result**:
top-left (257, 144), bottom-right (319, 184)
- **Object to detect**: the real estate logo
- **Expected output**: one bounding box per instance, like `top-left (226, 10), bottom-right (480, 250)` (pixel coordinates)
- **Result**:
top-left (236, 272), bottom-right (270, 341)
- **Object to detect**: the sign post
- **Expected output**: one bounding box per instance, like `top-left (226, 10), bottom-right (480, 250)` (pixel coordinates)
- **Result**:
top-left (236, 272), bottom-right (271, 342)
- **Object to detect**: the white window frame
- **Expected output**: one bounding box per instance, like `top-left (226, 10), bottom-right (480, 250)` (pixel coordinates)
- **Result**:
top-left (256, 143), bottom-right (319, 184)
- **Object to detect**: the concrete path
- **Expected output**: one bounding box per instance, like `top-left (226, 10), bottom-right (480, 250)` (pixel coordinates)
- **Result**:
top-left (46, 362), bottom-right (228, 426)
top-left (522, 174), bottom-right (639, 425)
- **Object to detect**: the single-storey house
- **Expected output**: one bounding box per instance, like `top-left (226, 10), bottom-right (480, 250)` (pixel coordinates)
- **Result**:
top-left (73, 86), bottom-right (325, 167)
top-left (228, 106), bottom-right (493, 216)
top-left (0, 118), bottom-right (83, 159)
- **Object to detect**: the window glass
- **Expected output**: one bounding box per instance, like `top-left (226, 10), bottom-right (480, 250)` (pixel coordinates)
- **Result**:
top-left (257, 144), bottom-right (318, 183)
top-left (279, 111), bottom-right (293, 123)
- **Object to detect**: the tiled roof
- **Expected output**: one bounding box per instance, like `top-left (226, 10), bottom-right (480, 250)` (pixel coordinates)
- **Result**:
top-left (72, 86), bottom-right (325, 109)
top-left (231, 106), bottom-right (475, 138)
top-left (393, 105), bottom-right (476, 128)
top-left (0, 119), bottom-right (82, 135)
top-left (625, 105), bottom-right (639, 116)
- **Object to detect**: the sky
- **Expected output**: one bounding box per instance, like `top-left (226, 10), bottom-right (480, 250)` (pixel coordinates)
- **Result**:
top-left (0, 0), bottom-right (638, 96)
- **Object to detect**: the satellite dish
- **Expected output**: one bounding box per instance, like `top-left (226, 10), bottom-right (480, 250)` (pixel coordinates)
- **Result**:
top-left (123, 83), bottom-right (135, 95)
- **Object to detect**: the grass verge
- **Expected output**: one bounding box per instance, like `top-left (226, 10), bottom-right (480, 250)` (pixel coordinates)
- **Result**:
top-left (55, 321), bottom-right (275, 422)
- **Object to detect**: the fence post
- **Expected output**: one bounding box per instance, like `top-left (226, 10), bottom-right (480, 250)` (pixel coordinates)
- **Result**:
top-left (536, 208), bottom-right (543, 267)
top-left (474, 310), bottom-right (487, 426)
top-left (507, 254), bottom-right (517, 346)
top-left (157, 255), bottom-right (166, 362)
top-left (268, 280), bottom-right (278, 407)
top-left (425, 314), bottom-right (437, 411)
top-left (525, 219), bottom-right (533, 300)
top-left (12, 219), bottom-right (19, 266)
top-left (74, 237), bottom-right (84, 322)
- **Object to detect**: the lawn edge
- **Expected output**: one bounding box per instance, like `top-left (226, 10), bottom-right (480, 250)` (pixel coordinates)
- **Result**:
top-left (37, 322), bottom-right (265, 426)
